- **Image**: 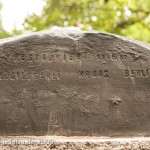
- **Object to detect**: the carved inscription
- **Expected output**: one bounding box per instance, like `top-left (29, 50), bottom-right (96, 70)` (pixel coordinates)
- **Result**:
top-left (97, 52), bottom-right (127, 61)
top-left (0, 50), bottom-right (149, 81)
top-left (13, 51), bottom-right (87, 63)
top-left (125, 69), bottom-right (150, 78)
top-left (79, 70), bottom-right (109, 79)
top-left (0, 70), bottom-right (61, 81)
top-left (4, 51), bottom-right (130, 64)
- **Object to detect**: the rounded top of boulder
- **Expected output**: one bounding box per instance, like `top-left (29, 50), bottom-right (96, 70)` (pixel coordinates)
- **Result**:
top-left (0, 28), bottom-right (150, 51)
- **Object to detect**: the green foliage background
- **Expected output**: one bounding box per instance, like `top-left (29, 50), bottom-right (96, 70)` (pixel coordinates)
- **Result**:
top-left (0, 2), bottom-right (10, 38)
top-left (0, 0), bottom-right (150, 43)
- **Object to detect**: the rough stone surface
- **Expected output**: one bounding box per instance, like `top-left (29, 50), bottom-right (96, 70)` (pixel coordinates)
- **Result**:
top-left (0, 29), bottom-right (150, 136)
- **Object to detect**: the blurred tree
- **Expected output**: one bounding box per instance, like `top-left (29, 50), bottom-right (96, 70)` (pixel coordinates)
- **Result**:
top-left (0, 0), bottom-right (149, 43)
top-left (23, 0), bottom-right (150, 43)
top-left (0, 1), bottom-right (10, 38)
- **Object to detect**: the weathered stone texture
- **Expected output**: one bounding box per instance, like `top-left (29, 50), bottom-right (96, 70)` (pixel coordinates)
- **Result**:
top-left (0, 29), bottom-right (150, 136)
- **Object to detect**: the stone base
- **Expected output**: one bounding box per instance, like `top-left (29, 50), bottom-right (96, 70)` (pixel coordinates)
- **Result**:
top-left (0, 136), bottom-right (150, 149)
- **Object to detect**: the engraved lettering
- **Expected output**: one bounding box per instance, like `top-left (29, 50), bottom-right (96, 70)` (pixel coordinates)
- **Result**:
top-left (47, 72), bottom-right (51, 80)
top-left (97, 54), bottom-right (100, 59)
top-left (77, 53), bottom-right (81, 59)
top-left (16, 72), bottom-right (20, 80)
top-left (21, 72), bottom-right (26, 80)
top-left (93, 70), bottom-right (97, 78)
top-left (5, 72), bottom-right (9, 80)
top-left (104, 70), bottom-right (109, 77)
top-left (28, 53), bottom-right (33, 62)
top-left (0, 72), bottom-right (2, 80)
top-left (141, 70), bottom-right (146, 77)
top-left (52, 72), bottom-right (57, 80)
top-left (0, 70), bottom-right (61, 81)
top-left (79, 70), bottom-right (109, 79)
top-left (40, 71), bottom-right (45, 79)
top-left (136, 70), bottom-right (141, 77)
top-left (57, 72), bottom-right (61, 80)
top-left (42, 54), bottom-right (47, 61)
top-left (10, 72), bottom-right (15, 80)
top-left (11, 52), bottom-right (88, 63)
top-left (86, 71), bottom-right (89, 78)
top-left (124, 69), bottom-right (150, 78)
top-left (21, 53), bottom-right (26, 61)
top-left (26, 72), bottom-right (31, 80)
top-left (35, 54), bottom-right (39, 61)
top-left (101, 54), bottom-right (105, 60)
top-left (106, 54), bottom-right (111, 60)
top-left (63, 54), bottom-right (66, 61)
top-left (125, 70), bottom-right (129, 78)
top-left (112, 53), bottom-right (117, 59)
top-left (98, 70), bottom-right (103, 77)
top-left (69, 54), bottom-right (74, 60)
top-left (33, 72), bottom-right (38, 80)
top-left (56, 54), bottom-right (60, 61)
top-left (131, 70), bottom-right (135, 77)
top-left (79, 71), bottom-right (84, 78)
top-left (146, 69), bottom-right (150, 77)
top-left (97, 52), bottom-right (127, 62)
top-left (49, 55), bottom-right (53, 62)
top-left (14, 53), bottom-right (20, 62)
top-left (83, 52), bottom-right (87, 59)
